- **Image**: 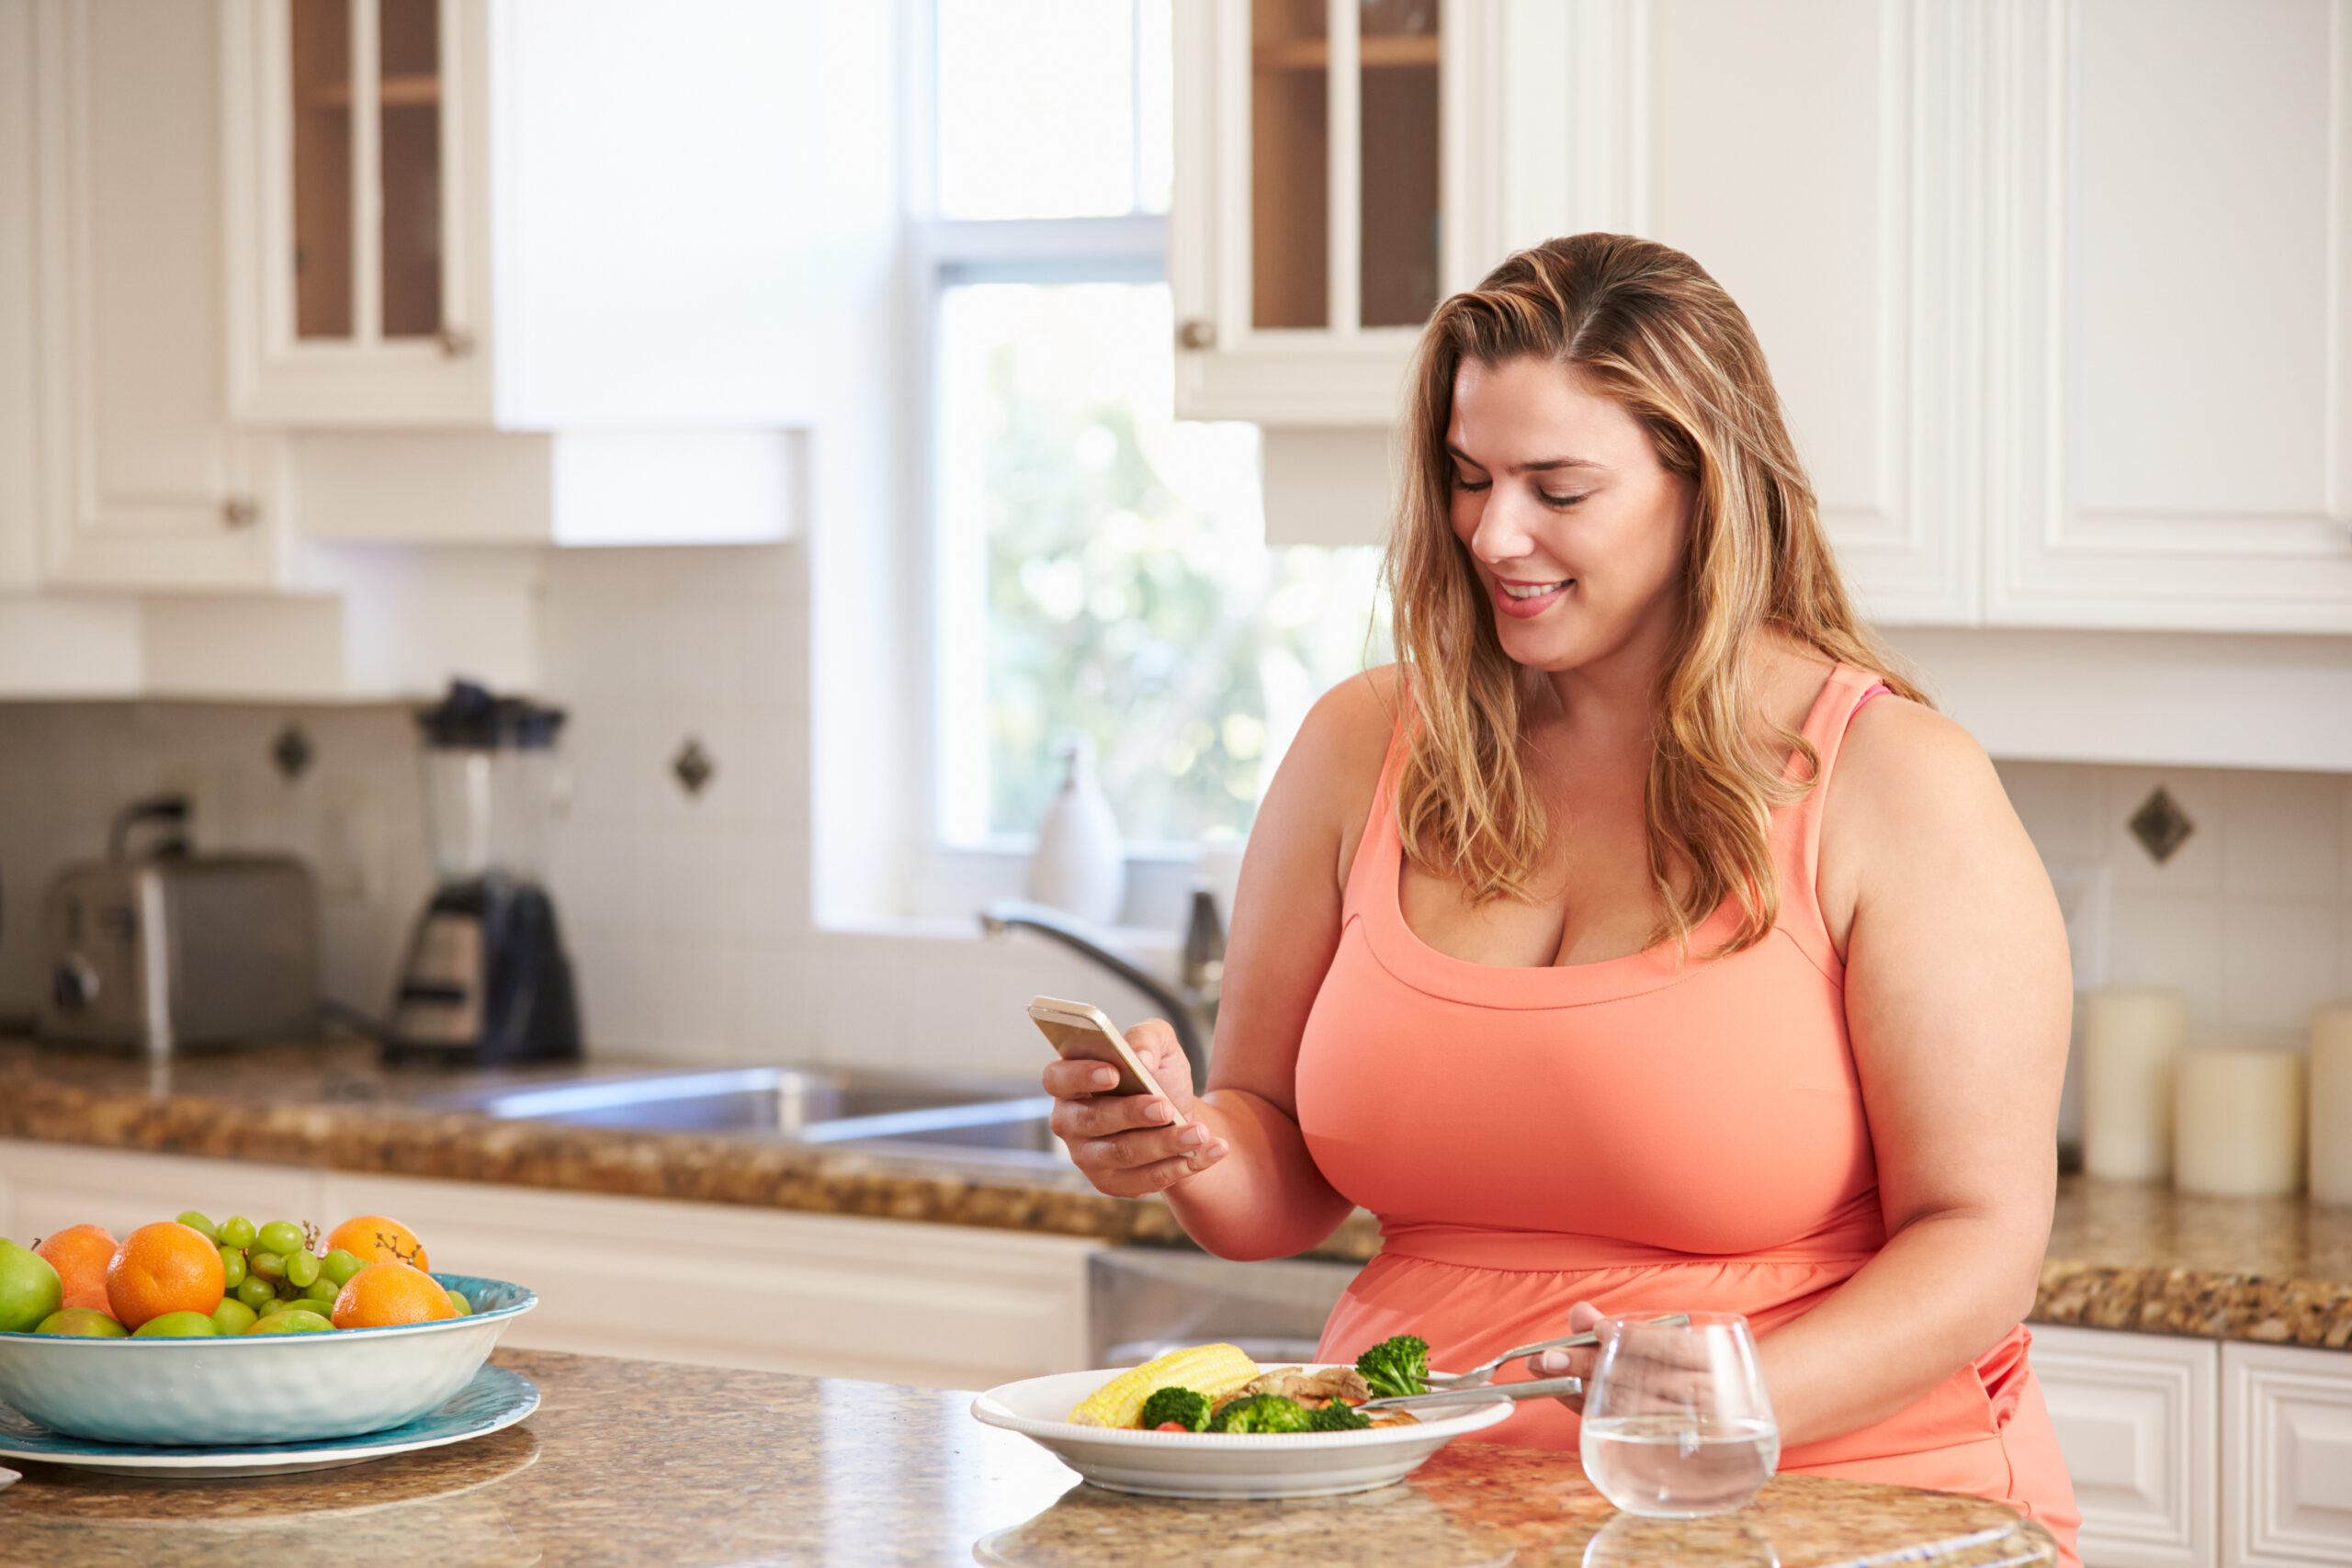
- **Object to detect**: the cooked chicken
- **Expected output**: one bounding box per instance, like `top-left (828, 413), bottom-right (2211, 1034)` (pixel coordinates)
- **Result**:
top-left (1232, 1365), bottom-right (1372, 1408)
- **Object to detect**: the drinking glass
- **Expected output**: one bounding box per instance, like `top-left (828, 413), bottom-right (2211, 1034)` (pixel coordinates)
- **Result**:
top-left (1577, 1312), bottom-right (1780, 1517)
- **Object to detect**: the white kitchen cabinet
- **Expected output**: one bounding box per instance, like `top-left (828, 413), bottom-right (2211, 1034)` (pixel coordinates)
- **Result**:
top-left (221, 0), bottom-right (869, 434)
top-left (24, 0), bottom-right (287, 592)
top-left (1987, 0), bottom-right (2352, 636)
top-left (2034, 1323), bottom-right (2221, 1568)
top-left (2223, 1340), bottom-right (2352, 1568)
top-left (0, 1139), bottom-right (1100, 1392)
top-left (1170, 0), bottom-right (1511, 424)
top-left (1196, 1), bottom-right (2352, 637)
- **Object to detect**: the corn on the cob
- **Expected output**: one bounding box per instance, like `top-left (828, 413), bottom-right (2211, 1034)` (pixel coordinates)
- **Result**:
top-left (1068, 1342), bottom-right (1261, 1427)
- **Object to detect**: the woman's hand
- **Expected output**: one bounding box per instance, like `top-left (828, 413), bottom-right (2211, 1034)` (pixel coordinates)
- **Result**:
top-left (1043, 1018), bottom-right (1231, 1197)
top-left (1529, 1300), bottom-right (1608, 1415)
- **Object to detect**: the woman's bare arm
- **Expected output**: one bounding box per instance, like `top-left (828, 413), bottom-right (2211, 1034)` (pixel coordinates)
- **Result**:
top-left (1753, 697), bottom-right (2069, 1444)
top-left (1042, 671), bottom-right (1394, 1259)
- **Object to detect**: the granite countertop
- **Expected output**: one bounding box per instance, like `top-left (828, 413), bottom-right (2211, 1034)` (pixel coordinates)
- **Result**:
top-left (4, 1040), bottom-right (2348, 1348)
top-left (0, 1039), bottom-right (1382, 1255)
top-left (0, 1348), bottom-right (2057, 1568)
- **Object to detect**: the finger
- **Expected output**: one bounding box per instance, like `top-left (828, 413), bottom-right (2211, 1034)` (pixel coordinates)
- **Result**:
top-left (1123, 1020), bottom-right (1194, 1095)
top-left (1093, 1145), bottom-right (1229, 1197)
top-left (1528, 1348), bottom-right (1599, 1379)
top-left (1080, 1120), bottom-right (1218, 1172)
top-left (1054, 1094), bottom-right (1181, 1141)
top-left (1566, 1301), bottom-right (1606, 1333)
top-left (1043, 1059), bottom-right (1125, 1099)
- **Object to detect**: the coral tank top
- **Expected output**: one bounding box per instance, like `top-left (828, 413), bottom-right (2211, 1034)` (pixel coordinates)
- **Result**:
top-left (1294, 663), bottom-right (2080, 1560)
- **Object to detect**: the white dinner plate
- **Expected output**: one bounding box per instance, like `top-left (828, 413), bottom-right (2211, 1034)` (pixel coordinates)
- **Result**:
top-left (970, 1364), bottom-right (1513, 1499)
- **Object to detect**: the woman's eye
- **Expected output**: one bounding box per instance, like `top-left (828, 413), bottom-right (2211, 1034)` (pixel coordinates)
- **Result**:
top-left (1540, 491), bottom-right (1588, 509)
top-left (1451, 473), bottom-right (1491, 492)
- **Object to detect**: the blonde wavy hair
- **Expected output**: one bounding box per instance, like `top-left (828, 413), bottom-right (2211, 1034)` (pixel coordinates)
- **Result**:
top-left (1388, 232), bottom-right (1924, 955)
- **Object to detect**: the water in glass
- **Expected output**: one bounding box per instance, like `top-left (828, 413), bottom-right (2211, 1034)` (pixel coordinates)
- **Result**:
top-left (1578, 1313), bottom-right (1780, 1517)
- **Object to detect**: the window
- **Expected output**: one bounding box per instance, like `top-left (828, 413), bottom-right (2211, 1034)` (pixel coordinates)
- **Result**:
top-left (927, 1), bottom-right (1389, 854)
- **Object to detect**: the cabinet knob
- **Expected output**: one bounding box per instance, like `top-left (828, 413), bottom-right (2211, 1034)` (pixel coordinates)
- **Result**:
top-left (220, 496), bottom-right (260, 530)
top-left (436, 325), bottom-right (476, 359)
top-left (1178, 318), bottom-right (1216, 351)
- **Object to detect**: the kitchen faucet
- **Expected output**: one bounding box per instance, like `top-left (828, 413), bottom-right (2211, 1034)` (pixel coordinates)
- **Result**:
top-left (978, 899), bottom-right (1216, 1094)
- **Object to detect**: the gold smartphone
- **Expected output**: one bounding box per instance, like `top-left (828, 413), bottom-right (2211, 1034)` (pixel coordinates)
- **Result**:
top-left (1026, 995), bottom-right (1189, 1129)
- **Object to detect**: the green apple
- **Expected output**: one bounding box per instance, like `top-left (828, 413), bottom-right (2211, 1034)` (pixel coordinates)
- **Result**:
top-left (0, 1238), bottom-right (63, 1334)
top-left (245, 1310), bottom-right (332, 1334)
top-left (131, 1311), bottom-right (217, 1337)
top-left (35, 1306), bottom-right (127, 1337)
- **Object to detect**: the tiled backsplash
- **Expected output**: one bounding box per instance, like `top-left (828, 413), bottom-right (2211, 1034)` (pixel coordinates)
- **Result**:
top-left (2, 558), bottom-right (2346, 1094)
top-left (1995, 761), bottom-right (2352, 1043)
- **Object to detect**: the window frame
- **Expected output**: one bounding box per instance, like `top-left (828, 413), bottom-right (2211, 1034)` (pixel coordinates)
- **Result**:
top-left (906, 0), bottom-right (1195, 924)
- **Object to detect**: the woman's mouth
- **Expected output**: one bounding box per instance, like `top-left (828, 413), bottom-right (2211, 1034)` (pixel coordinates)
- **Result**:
top-left (1491, 577), bottom-right (1573, 618)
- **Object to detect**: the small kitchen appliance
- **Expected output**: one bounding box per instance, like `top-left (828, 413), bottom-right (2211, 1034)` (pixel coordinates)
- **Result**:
top-left (385, 680), bottom-right (581, 1066)
top-left (38, 794), bottom-right (319, 1053)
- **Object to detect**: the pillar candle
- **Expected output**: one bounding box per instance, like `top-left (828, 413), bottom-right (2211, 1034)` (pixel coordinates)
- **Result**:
top-left (2310, 1003), bottom-right (2352, 1206)
top-left (2175, 1049), bottom-right (2305, 1197)
top-left (2082, 987), bottom-right (2189, 1180)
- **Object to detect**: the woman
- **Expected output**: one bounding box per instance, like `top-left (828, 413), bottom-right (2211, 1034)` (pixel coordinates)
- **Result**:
top-left (1043, 234), bottom-right (2078, 1557)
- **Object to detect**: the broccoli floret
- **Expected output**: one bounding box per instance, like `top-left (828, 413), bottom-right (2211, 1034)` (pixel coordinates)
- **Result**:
top-left (1354, 1335), bottom-right (1430, 1400)
top-left (1137, 1386), bottom-right (1211, 1431)
top-left (1306, 1399), bottom-right (1372, 1432)
top-left (1208, 1393), bottom-right (1317, 1434)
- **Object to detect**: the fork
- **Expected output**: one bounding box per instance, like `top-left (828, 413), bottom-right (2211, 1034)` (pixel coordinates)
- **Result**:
top-left (1358, 1376), bottom-right (1589, 1414)
top-left (1422, 1313), bottom-right (1692, 1390)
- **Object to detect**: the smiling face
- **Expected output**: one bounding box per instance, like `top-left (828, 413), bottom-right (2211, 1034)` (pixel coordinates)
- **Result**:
top-left (1445, 356), bottom-right (1694, 679)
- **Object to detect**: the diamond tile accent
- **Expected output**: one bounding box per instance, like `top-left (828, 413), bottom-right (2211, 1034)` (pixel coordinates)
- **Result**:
top-left (2128, 785), bottom-right (2196, 866)
top-left (269, 722), bottom-right (314, 782)
top-left (671, 738), bottom-right (715, 798)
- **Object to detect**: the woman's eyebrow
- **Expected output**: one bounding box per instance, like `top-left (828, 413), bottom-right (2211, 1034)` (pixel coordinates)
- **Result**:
top-left (1445, 445), bottom-right (1610, 473)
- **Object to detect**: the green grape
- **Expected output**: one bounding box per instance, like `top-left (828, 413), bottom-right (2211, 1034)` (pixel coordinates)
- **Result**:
top-left (258, 1294), bottom-right (312, 1315)
top-left (303, 1277), bottom-right (339, 1303)
top-left (444, 1290), bottom-right (471, 1316)
top-left (175, 1211), bottom-right (219, 1241)
top-left (256, 1221), bottom-right (305, 1256)
top-left (219, 1247), bottom-right (247, 1289)
top-left (320, 1249), bottom-right (364, 1287)
top-left (234, 1275), bottom-right (277, 1312)
top-left (247, 1249), bottom-right (288, 1283)
top-left (218, 1215), bottom-right (257, 1249)
top-left (209, 1299), bottom-right (257, 1336)
top-left (284, 1250), bottom-right (320, 1288)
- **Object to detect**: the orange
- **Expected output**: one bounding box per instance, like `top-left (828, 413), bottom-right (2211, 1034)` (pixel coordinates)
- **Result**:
top-left (330, 1262), bottom-right (458, 1328)
top-left (323, 1214), bottom-right (429, 1271)
top-left (105, 1221), bottom-right (226, 1329)
top-left (35, 1224), bottom-right (119, 1316)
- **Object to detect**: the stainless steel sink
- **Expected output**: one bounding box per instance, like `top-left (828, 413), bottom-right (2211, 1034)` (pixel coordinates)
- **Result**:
top-left (420, 1066), bottom-right (1068, 1168)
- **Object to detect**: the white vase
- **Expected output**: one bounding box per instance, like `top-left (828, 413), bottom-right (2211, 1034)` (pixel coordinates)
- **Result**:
top-left (1028, 735), bottom-right (1125, 926)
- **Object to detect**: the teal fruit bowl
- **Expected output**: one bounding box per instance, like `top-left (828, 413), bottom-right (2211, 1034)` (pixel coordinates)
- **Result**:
top-left (0, 1272), bottom-right (535, 1447)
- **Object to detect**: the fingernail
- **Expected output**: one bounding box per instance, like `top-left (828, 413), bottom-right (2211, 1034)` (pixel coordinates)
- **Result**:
top-left (1205, 1140), bottom-right (1229, 1160)
top-left (1091, 1069), bottom-right (1118, 1089)
top-left (1179, 1125), bottom-right (1205, 1147)
top-left (1148, 1100), bottom-right (1170, 1123)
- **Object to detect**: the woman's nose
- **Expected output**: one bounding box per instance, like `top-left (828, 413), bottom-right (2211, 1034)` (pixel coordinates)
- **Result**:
top-left (1468, 488), bottom-right (1541, 564)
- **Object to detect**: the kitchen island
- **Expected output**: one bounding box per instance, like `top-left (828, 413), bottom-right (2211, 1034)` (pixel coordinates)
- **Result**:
top-left (0, 1348), bottom-right (2057, 1567)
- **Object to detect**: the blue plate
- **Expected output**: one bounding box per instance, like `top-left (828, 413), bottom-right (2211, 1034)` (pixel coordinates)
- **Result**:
top-left (0, 1362), bottom-right (538, 1476)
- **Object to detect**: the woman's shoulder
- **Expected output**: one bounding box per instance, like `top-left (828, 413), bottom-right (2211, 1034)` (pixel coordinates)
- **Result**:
top-left (1281, 664), bottom-right (1406, 793)
top-left (1815, 664), bottom-right (2013, 915)
top-left (1255, 666), bottom-right (1405, 890)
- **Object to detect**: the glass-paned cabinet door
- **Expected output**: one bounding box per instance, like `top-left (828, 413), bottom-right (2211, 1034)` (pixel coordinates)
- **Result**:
top-left (228, 0), bottom-right (490, 423)
top-left (1175, 0), bottom-right (1460, 423)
